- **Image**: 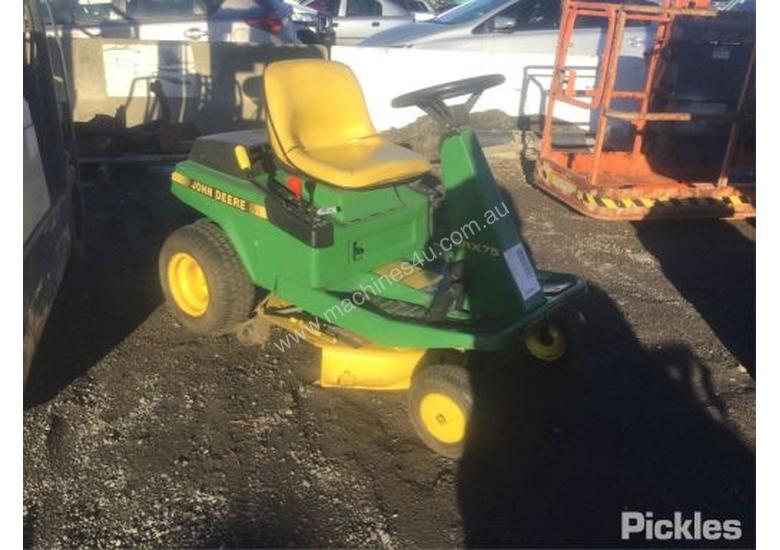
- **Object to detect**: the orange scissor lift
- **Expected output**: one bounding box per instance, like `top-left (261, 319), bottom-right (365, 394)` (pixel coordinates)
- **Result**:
top-left (534, 0), bottom-right (755, 220)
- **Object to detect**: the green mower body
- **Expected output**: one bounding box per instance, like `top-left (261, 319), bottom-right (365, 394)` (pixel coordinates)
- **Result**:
top-left (167, 128), bottom-right (585, 351)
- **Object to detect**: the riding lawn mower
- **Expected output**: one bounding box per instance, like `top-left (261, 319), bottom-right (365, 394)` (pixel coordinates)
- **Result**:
top-left (159, 59), bottom-right (586, 458)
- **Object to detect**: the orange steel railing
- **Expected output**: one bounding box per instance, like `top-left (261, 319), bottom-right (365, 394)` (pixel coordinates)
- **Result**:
top-left (538, 0), bottom-right (755, 195)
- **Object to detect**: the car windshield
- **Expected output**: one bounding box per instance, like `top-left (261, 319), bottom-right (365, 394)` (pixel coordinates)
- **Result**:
top-left (432, 0), bottom-right (509, 24)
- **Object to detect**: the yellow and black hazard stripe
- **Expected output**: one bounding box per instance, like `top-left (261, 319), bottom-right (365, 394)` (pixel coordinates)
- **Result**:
top-left (171, 171), bottom-right (267, 219)
top-left (576, 191), bottom-right (752, 210)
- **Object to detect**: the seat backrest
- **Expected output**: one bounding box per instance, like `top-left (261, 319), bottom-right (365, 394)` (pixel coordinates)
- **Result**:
top-left (264, 59), bottom-right (378, 162)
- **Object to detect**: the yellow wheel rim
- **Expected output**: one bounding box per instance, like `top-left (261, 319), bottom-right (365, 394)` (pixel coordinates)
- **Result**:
top-left (167, 252), bottom-right (209, 317)
top-left (525, 323), bottom-right (566, 362)
top-left (419, 392), bottom-right (466, 444)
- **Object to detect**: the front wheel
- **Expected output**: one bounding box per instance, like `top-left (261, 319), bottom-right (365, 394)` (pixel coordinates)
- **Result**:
top-left (408, 364), bottom-right (473, 459)
top-left (524, 323), bottom-right (567, 362)
top-left (159, 222), bottom-right (256, 335)
top-left (522, 307), bottom-right (585, 365)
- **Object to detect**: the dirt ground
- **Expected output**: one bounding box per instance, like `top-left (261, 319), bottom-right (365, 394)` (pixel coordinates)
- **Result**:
top-left (24, 128), bottom-right (755, 548)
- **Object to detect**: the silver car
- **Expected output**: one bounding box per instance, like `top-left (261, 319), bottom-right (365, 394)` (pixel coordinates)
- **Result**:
top-left (302, 0), bottom-right (414, 44)
top-left (361, 0), bottom-right (655, 55)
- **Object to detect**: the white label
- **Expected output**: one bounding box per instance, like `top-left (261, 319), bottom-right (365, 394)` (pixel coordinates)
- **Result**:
top-left (502, 242), bottom-right (541, 301)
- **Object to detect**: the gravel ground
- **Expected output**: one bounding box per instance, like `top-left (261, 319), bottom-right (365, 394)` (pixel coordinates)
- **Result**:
top-left (24, 129), bottom-right (755, 548)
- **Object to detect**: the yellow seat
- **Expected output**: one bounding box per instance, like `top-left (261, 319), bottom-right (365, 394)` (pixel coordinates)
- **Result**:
top-left (263, 59), bottom-right (431, 189)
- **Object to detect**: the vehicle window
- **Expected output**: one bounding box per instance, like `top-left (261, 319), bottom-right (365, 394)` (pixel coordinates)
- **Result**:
top-left (44, 0), bottom-right (125, 23)
top-left (23, 0), bottom-right (68, 200)
top-left (391, 0), bottom-right (426, 10)
top-left (305, 0), bottom-right (338, 13)
top-left (345, 0), bottom-right (382, 16)
top-left (23, 1), bottom-right (37, 104)
top-left (127, 0), bottom-right (207, 17)
top-left (433, 0), bottom-right (508, 25)
top-left (73, 0), bottom-right (115, 20)
top-left (24, 1), bottom-right (50, 131)
top-left (513, 0), bottom-right (559, 30)
top-left (477, 0), bottom-right (559, 33)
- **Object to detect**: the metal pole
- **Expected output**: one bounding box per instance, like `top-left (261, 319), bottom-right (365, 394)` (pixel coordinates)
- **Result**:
top-left (540, 0), bottom-right (578, 155)
top-left (589, 5), bottom-right (624, 188)
top-left (718, 46), bottom-right (755, 188)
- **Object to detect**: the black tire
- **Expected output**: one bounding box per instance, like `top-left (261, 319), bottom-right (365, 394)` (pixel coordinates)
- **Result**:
top-left (408, 364), bottom-right (473, 459)
top-left (159, 221), bottom-right (256, 335)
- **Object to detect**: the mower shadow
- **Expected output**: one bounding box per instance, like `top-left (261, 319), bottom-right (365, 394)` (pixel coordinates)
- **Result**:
top-left (634, 219), bottom-right (756, 378)
top-left (457, 284), bottom-right (755, 547)
top-left (515, 141), bottom-right (755, 381)
top-left (24, 166), bottom-right (197, 408)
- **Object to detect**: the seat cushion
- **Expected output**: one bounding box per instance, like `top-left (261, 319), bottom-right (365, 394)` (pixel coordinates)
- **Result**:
top-left (285, 136), bottom-right (431, 189)
top-left (264, 59), bottom-right (430, 189)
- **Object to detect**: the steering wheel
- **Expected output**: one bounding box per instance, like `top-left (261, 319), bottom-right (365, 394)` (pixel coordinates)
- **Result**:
top-left (391, 74), bottom-right (505, 129)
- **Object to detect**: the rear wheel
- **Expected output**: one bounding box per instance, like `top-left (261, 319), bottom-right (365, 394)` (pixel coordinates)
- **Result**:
top-left (408, 364), bottom-right (472, 459)
top-left (159, 222), bottom-right (256, 335)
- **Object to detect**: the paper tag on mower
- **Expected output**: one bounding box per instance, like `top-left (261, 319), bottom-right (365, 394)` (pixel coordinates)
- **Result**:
top-left (503, 242), bottom-right (542, 301)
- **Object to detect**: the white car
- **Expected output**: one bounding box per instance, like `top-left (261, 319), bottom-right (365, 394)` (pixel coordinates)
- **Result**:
top-left (301, 0), bottom-right (414, 44)
top-left (361, 0), bottom-right (655, 56)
